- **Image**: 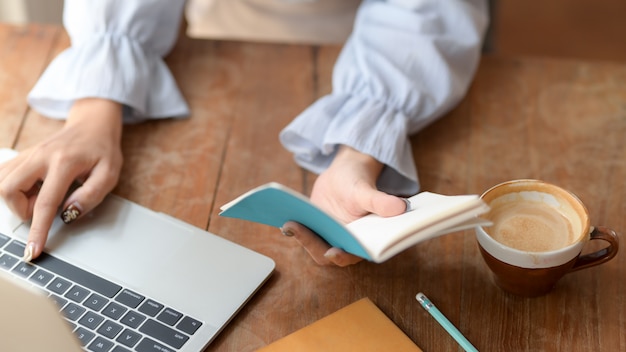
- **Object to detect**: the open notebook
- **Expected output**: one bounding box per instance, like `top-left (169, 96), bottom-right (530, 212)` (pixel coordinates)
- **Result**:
top-left (0, 148), bottom-right (275, 352)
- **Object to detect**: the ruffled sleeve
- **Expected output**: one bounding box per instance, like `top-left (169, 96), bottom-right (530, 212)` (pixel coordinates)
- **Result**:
top-left (27, 0), bottom-right (189, 123)
top-left (280, 0), bottom-right (489, 195)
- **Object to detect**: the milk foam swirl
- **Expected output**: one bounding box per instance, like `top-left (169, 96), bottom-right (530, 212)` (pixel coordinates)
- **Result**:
top-left (485, 200), bottom-right (575, 252)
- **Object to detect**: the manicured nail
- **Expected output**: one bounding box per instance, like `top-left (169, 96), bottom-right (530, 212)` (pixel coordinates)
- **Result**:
top-left (22, 242), bottom-right (35, 263)
top-left (61, 203), bottom-right (82, 224)
top-left (280, 227), bottom-right (295, 237)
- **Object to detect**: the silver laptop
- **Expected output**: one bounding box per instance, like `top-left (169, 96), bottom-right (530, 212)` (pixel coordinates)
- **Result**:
top-left (0, 148), bottom-right (275, 352)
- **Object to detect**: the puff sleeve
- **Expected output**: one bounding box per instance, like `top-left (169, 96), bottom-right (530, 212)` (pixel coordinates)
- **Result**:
top-left (280, 0), bottom-right (489, 195)
top-left (27, 0), bottom-right (189, 123)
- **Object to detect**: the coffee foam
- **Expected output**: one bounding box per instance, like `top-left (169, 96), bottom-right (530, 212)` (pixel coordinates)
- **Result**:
top-left (485, 199), bottom-right (576, 252)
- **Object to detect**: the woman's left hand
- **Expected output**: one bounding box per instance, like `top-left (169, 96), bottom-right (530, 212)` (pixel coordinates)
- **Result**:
top-left (282, 145), bottom-right (408, 267)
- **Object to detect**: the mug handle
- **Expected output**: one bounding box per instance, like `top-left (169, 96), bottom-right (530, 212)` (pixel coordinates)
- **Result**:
top-left (570, 226), bottom-right (620, 272)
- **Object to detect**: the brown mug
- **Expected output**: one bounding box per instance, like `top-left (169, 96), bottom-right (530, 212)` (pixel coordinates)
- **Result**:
top-left (475, 179), bottom-right (619, 297)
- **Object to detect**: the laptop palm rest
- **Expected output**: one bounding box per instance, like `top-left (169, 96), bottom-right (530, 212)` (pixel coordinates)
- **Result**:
top-left (8, 194), bottom-right (275, 338)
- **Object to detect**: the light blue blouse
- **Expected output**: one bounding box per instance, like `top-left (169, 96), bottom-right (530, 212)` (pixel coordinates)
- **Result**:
top-left (27, 0), bottom-right (488, 195)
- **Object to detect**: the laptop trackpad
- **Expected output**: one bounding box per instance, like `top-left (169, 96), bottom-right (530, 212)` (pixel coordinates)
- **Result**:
top-left (14, 196), bottom-right (197, 290)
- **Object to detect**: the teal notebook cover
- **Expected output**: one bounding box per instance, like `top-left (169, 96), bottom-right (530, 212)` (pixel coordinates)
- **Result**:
top-left (219, 183), bottom-right (371, 260)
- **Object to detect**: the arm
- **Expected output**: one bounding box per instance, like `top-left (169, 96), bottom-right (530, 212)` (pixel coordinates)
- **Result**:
top-left (29, 0), bottom-right (189, 122)
top-left (0, 0), bottom-right (187, 261)
top-left (280, 0), bottom-right (489, 265)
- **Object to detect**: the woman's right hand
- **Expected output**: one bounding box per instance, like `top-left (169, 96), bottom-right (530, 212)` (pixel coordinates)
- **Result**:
top-left (0, 98), bottom-right (124, 261)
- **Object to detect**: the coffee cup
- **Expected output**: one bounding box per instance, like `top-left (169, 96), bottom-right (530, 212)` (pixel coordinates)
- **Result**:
top-left (475, 179), bottom-right (619, 297)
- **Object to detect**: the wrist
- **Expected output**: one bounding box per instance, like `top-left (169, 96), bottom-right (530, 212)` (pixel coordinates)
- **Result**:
top-left (334, 145), bottom-right (384, 175)
top-left (66, 98), bottom-right (123, 141)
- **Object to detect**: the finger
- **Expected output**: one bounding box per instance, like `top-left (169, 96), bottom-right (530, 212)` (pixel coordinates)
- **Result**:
top-left (354, 185), bottom-right (407, 218)
top-left (60, 161), bottom-right (120, 224)
top-left (0, 149), bottom-right (29, 173)
top-left (0, 157), bottom-right (18, 180)
top-left (0, 149), bottom-right (36, 182)
top-left (282, 221), bottom-right (363, 267)
top-left (27, 169), bottom-right (76, 261)
top-left (0, 166), bottom-right (46, 222)
top-left (281, 221), bottom-right (333, 266)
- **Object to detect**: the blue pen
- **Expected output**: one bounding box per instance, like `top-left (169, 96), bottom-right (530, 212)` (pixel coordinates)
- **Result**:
top-left (416, 293), bottom-right (478, 352)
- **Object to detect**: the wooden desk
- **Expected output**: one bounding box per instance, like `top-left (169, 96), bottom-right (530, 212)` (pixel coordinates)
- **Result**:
top-left (1, 23), bottom-right (624, 352)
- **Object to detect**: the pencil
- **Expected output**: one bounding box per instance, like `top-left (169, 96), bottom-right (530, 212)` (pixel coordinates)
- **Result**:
top-left (416, 292), bottom-right (478, 352)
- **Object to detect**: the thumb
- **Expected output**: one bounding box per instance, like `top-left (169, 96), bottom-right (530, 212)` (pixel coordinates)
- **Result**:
top-left (356, 185), bottom-right (408, 218)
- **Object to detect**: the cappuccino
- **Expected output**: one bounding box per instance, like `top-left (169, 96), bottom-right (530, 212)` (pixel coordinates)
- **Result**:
top-left (485, 199), bottom-right (576, 252)
top-left (476, 179), bottom-right (619, 296)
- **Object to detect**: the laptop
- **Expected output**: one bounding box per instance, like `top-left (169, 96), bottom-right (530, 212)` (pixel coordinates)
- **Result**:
top-left (0, 148), bottom-right (275, 352)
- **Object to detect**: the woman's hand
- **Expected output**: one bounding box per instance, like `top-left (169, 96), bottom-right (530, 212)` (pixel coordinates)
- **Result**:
top-left (282, 145), bottom-right (408, 266)
top-left (0, 98), bottom-right (124, 261)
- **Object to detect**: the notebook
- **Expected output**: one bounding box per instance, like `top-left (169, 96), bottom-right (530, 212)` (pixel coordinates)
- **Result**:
top-left (0, 148), bottom-right (275, 352)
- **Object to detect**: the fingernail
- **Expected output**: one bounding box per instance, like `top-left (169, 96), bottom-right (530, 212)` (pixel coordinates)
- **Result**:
top-left (280, 227), bottom-right (295, 237)
top-left (323, 248), bottom-right (338, 259)
top-left (61, 203), bottom-right (82, 224)
top-left (22, 242), bottom-right (35, 263)
top-left (403, 198), bottom-right (412, 212)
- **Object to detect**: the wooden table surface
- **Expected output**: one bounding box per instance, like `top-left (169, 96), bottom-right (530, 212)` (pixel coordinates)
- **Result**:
top-left (1, 23), bottom-right (624, 352)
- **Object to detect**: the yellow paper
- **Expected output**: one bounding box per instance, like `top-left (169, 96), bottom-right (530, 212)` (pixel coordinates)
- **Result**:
top-left (258, 297), bottom-right (422, 352)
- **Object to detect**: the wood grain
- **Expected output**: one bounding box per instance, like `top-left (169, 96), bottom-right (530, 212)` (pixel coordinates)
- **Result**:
top-left (1, 23), bottom-right (624, 352)
top-left (0, 24), bottom-right (60, 148)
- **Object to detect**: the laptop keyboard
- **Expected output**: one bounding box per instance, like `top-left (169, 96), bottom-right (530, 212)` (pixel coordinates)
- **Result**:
top-left (0, 233), bottom-right (203, 352)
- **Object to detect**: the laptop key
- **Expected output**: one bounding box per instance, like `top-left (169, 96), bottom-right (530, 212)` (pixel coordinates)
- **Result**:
top-left (138, 299), bottom-right (164, 317)
top-left (139, 319), bottom-right (189, 349)
top-left (87, 336), bottom-right (114, 352)
top-left (120, 310), bottom-right (146, 329)
top-left (111, 346), bottom-right (132, 352)
top-left (114, 289), bottom-right (144, 308)
top-left (135, 337), bottom-right (178, 352)
top-left (97, 320), bottom-right (123, 339)
top-left (29, 269), bottom-right (54, 286)
top-left (62, 302), bottom-right (86, 321)
top-left (3, 240), bottom-right (25, 256)
top-left (65, 284), bottom-right (91, 303)
top-left (102, 301), bottom-right (128, 320)
top-left (177, 316), bottom-right (203, 335)
top-left (48, 277), bottom-right (73, 295)
top-left (84, 292), bottom-right (109, 311)
top-left (75, 327), bottom-right (96, 346)
top-left (79, 311), bottom-right (105, 330)
top-left (0, 253), bottom-right (18, 270)
top-left (115, 328), bottom-right (142, 348)
top-left (0, 233), bottom-right (10, 248)
top-left (156, 307), bottom-right (182, 326)
top-left (12, 261), bottom-right (36, 278)
top-left (30, 247), bottom-right (122, 298)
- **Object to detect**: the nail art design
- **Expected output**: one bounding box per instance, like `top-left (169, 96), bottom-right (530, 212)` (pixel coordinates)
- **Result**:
top-left (61, 204), bottom-right (81, 224)
top-left (280, 227), bottom-right (295, 237)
